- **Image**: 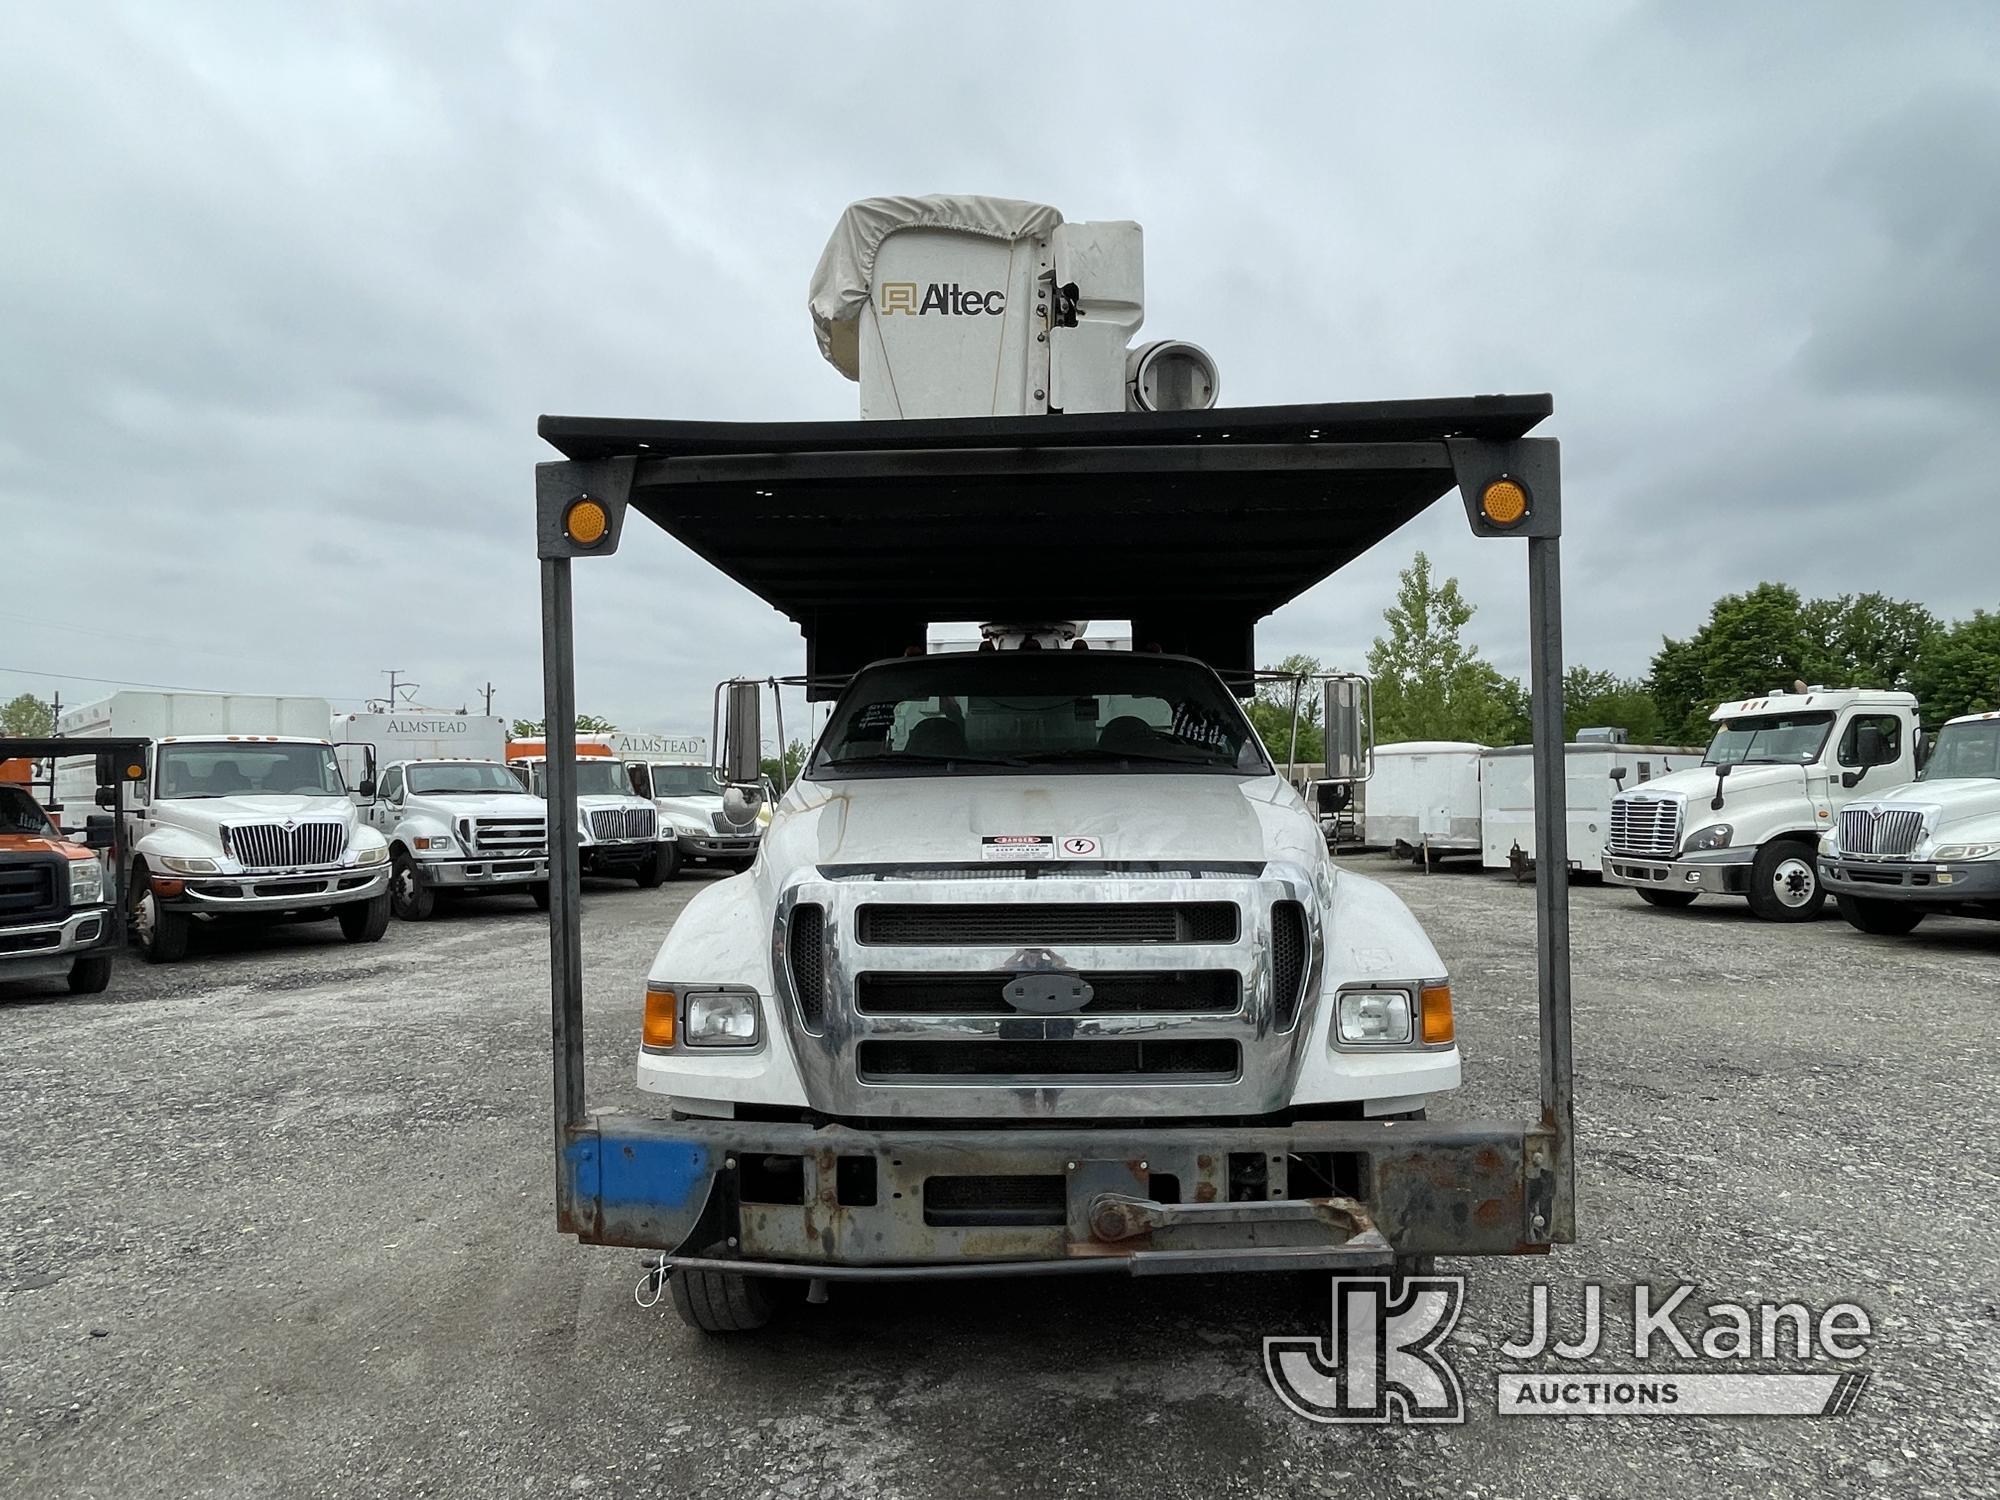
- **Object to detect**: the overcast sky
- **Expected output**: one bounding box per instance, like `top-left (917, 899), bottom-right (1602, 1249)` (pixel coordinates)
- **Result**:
top-left (4, 1), bottom-right (1994, 738)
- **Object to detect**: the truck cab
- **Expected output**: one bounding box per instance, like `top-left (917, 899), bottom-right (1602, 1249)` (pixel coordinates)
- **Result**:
top-left (635, 759), bottom-right (765, 874)
top-left (364, 759), bottom-right (549, 920)
top-left (1602, 687), bottom-right (1918, 921)
top-left (506, 743), bottom-right (668, 887)
top-left (1821, 709), bottom-right (2000, 934)
top-left (0, 781), bottom-right (114, 994)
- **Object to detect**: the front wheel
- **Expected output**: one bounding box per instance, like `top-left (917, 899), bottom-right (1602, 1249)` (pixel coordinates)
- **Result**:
top-left (530, 882), bottom-right (551, 911)
top-left (634, 844), bottom-right (674, 888)
top-left (1834, 895), bottom-right (1926, 936)
top-left (1636, 888), bottom-right (1698, 909)
top-left (130, 871), bottom-right (190, 963)
top-left (68, 953), bottom-right (113, 994)
top-left (1745, 840), bottom-right (1825, 922)
top-left (668, 1266), bottom-right (781, 1334)
top-left (389, 852), bottom-right (435, 921)
top-left (338, 892), bottom-right (391, 943)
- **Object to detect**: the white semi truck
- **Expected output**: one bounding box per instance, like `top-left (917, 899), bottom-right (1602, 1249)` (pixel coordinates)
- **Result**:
top-left (55, 693), bottom-right (391, 961)
top-left (1820, 708), bottom-right (2000, 934)
top-left (1602, 687), bottom-right (1919, 921)
top-left (331, 713), bottom-right (549, 920)
top-left (530, 196), bottom-right (1578, 1333)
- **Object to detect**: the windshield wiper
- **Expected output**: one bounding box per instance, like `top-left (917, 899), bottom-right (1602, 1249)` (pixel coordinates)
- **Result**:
top-left (822, 752), bottom-right (1028, 769)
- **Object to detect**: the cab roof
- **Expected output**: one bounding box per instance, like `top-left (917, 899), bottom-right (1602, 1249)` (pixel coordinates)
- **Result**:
top-left (1709, 689), bottom-right (1917, 721)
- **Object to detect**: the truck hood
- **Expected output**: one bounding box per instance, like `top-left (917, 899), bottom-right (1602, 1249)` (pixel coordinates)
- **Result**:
top-left (1848, 778), bottom-right (2000, 827)
top-left (413, 791), bottom-right (546, 818)
top-left (766, 774), bottom-right (1317, 872)
top-left (152, 796), bottom-right (360, 837)
top-left (1617, 762), bottom-right (1805, 804)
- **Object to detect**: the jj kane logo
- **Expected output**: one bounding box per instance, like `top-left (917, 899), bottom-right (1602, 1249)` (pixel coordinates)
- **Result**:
top-left (879, 281), bottom-right (1005, 316)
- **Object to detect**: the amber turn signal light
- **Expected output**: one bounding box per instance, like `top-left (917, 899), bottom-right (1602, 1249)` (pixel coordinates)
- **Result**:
top-left (642, 985), bottom-right (676, 1050)
top-left (1419, 983), bottom-right (1454, 1044)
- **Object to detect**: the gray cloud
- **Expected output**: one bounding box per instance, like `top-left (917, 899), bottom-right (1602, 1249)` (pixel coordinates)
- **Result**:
top-left (3, 0), bottom-right (1995, 734)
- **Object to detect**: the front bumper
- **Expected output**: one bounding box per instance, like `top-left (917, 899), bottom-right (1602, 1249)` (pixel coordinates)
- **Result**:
top-left (1602, 846), bottom-right (1755, 895)
top-left (1821, 856), bottom-right (2000, 903)
top-left (162, 866), bottom-right (391, 911)
top-left (420, 854), bottom-right (548, 888)
top-left (674, 832), bottom-right (760, 861)
top-left (579, 840), bottom-right (656, 871)
top-left (0, 907), bottom-right (113, 980)
top-left (560, 1113), bottom-right (1564, 1273)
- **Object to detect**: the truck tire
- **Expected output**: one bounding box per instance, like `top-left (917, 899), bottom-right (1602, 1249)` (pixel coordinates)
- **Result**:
top-left (530, 882), bottom-right (551, 911)
top-left (389, 852), bottom-right (435, 921)
top-left (1745, 839), bottom-right (1824, 922)
top-left (130, 871), bottom-right (190, 964)
top-left (668, 1266), bottom-right (779, 1333)
top-left (1636, 888), bottom-right (1698, 909)
top-left (68, 953), bottom-right (113, 994)
top-left (338, 892), bottom-right (391, 943)
top-left (634, 846), bottom-right (671, 889)
top-left (1834, 895), bottom-right (1926, 936)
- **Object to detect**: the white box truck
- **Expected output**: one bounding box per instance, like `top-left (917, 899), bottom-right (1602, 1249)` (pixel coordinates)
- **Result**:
top-left (1602, 688), bottom-right (1919, 920)
top-left (331, 713), bottom-right (549, 920)
top-left (1820, 708), bottom-right (2000, 933)
top-left (54, 693), bottom-right (391, 961)
top-left (1366, 741), bottom-right (1486, 861)
top-left (583, 732), bottom-right (765, 875)
top-left (1482, 740), bottom-right (1703, 877)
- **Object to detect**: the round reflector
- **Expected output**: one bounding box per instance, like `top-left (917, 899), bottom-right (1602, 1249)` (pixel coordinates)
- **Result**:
top-left (565, 497), bottom-right (610, 546)
top-left (1480, 479), bottom-right (1529, 527)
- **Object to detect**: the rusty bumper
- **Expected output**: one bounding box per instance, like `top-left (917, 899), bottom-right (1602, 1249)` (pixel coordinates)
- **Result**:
top-left (560, 1114), bottom-right (1564, 1277)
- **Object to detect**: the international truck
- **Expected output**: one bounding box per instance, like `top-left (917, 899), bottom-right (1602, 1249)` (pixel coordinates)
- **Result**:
top-left (55, 693), bottom-right (391, 961)
top-left (530, 195), bottom-right (1577, 1333)
top-left (506, 739), bottom-right (668, 887)
top-left (583, 732), bottom-right (765, 875)
top-left (332, 713), bottom-right (549, 920)
top-left (1820, 708), bottom-right (2000, 933)
top-left (1601, 687), bottom-right (1918, 920)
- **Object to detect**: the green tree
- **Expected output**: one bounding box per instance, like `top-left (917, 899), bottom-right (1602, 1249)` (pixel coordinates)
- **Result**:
top-left (1798, 593), bottom-right (1939, 693)
top-left (1246, 653), bottom-right (1325, 764)
top-left (1366, 553), bottom-right (1523, 743)
top-left (759, 738), bottom-right (809, 789)
top-left (1911, 610), bottom-right (2000, 726)
top-left (1649, 583), bottom-right (1811, 742)
top-left (1564, 667), bottom-right (1663, 743)
top-left (0, 693), bottom-right (55, 737)
top-left (508, 713), bottom-right (618, 738)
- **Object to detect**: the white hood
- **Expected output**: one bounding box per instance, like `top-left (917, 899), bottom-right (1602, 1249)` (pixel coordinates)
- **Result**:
top-left (415, 790), bottom-right (546, 819)
top-left (1847, 777), bottom-right (2000, 830)
top-left (762, 774), bottom-right (1320, 873)
top-left (1618, 761), bottom-right (1806, 804)
top-left (153, 795), bottom-right (359, 839)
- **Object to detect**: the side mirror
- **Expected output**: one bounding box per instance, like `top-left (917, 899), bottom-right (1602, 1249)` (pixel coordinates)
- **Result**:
top-left (357, 777), bottom-right (377, 800)
top-left (1609, 767), bottom-right (1627, 787)
top-left (82, 814), bottom-right (116, 849)
top-left (721, 680), bottom-right (763, 787)
top-left (95, 784), bottom-right (118, 809)
top-left (722, 785), bottom-right (756, 825)
top-left (1321, 676), bottom-right (1372, 783)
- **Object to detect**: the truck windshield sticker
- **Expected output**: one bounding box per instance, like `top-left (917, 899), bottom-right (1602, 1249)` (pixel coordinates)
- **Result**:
top-left (982, 835), bottom-right (1053, 861)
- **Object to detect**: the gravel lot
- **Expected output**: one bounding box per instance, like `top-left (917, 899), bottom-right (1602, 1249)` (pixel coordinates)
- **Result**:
top-left (3, 859), bottom-right (1996, 1498)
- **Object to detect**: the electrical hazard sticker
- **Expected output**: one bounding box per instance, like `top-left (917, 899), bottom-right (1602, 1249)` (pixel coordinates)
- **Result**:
top-left (981, 835), bottom-right (1054, 861)
top-left (1057, 836), bottom-right (1101, 858)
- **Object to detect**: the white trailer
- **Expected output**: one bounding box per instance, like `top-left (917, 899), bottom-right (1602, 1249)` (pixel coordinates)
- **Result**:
top-left (1481, 742), bottom-right (1703, 875)
top-left (1365, 741), bottom-right (1487, 860)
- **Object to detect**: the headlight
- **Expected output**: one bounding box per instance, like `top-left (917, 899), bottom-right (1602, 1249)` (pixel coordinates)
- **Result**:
top-left (1932, 843), bottom-right (1999, 861)
top-left (1682, 823), bottom-right (1733, 853)
top-left (682, 990), bottom-right (760, 1048)
top-left (157, 856), bottom-right (218, 875)
top-left (414, 835), bottom-right (456, 852)
top-left (1337, 990), bottom-right (1412, 1045)
top-left (354, 842), bottom-right (390, 866)
top-left (67, 858), bottom-right (105, 904)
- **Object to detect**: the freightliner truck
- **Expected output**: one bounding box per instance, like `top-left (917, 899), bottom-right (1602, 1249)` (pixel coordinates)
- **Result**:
top-left (532, 196), bottom-right (1577, 1332)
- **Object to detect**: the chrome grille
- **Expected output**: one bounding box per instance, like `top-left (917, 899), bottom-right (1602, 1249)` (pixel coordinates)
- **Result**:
top-left (1608, 795), bottom-right (1681, 857)
top-left (856, 902), bottom-right (1238, 946)
top-left (588, 807), bottom-right (657, 842)
top-left (1839, 807), bottom-right (1924, 857)
top-left (227, 821), bottom-right (347, 869)
top-left (471, 817), bottom-right (546, 854)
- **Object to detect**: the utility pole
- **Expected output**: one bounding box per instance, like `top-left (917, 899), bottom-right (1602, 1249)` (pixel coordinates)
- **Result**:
top-left (382, 669), bottom-right (419, 709)
top-left (481, 682), bottom-right (496, 715)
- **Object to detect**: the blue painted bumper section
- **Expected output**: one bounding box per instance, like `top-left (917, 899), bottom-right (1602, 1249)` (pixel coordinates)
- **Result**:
top-left (563, 1129), bottom-right (716, 1249)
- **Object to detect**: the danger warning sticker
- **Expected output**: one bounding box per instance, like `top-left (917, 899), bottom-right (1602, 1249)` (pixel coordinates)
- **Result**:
top-left (981, 835), bottom-right (1054, 861)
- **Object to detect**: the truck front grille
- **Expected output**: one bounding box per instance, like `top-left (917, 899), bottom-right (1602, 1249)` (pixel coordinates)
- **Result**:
top-left (227, 821), bottom-right (347, 869)
top-left (857, 1038), bottom-right (1240, 1081)
top-left (788, 904), bottom-right (826, 1030)
top-left (854, 970), bottom-right (1239, 1016)
top-left (856, 901), bottom-right (1237, 947)
top-left (1839, 807), bottom-right (1925, 857)
top-left (472, 817), bottom-right (545, 854)
top-left (1608, 795), bottom-right (1681, 857)
top-left (589, 807), bottom-right (656, 843)
top-left (0, 864), bottom-right (58, 921)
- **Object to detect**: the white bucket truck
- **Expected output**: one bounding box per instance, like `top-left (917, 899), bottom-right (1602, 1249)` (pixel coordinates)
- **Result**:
top-left (330, 712), bottom-right (549, 920)
top-left (1602, 687), bottom-right (1918, 920)
top-left (55, 693), bottom-right (390, 961)
top-left (586, 732), bottom-right (765, 875)
top-left (529, 196), bottom-right (1579, 1333)
top-left (1820, 708), bottom-right (2000, 934)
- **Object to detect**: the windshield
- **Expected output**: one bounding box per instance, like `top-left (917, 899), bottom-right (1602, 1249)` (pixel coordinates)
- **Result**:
top-left (1922, 721), bottom-right (2000, 781)
top-left (809, 653), bottom-right (1268, 778)
top-left (574, 760), bottom-right (630, 797)
top-left (0, 786), bottom-right (56, 836)
top-left (158, 742), bottom-right (346, 798)
top-left (406, 762), bottom-right (523, 795)
top-left (651, 764), bottom-right (722, 798)
top-left (1703, 712), bottom-right (1835, 767)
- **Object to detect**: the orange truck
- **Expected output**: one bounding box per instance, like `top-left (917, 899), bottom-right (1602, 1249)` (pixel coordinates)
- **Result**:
top-left (1, 777), bottom-right (114, 994)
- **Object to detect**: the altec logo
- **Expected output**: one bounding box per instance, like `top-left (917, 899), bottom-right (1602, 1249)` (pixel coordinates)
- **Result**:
top-left (879, 282), bottom-right (1005, 316)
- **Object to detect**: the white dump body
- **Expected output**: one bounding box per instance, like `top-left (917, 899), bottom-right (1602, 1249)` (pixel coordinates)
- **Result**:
top-left (60, 691), bottom-right (332, 742)
top-left (1482, 743), bottom-right (1703, 870)
top-left (330, 713), bottom-right (507, 786)
top-left (1365, 741), bottom-right (1487, 855)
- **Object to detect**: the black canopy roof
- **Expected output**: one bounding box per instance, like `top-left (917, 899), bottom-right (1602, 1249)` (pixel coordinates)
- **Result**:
top-left (539, 395), bottom-right (1551, 688)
